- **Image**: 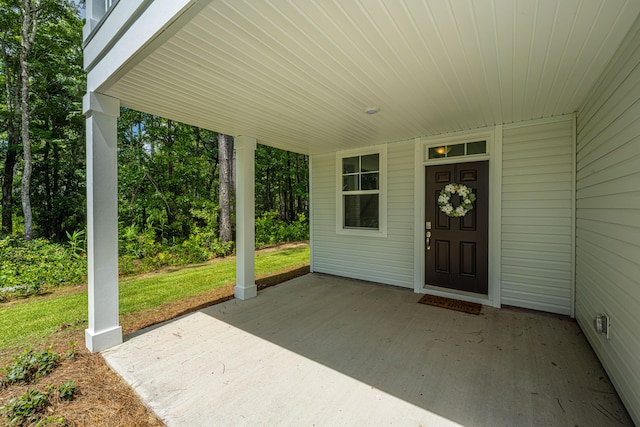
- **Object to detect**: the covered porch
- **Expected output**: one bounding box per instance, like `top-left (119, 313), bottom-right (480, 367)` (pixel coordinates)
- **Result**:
top-left (102, 274), bottom-right (632, 426)
top-left (83, 1), bottom-right (640, 421)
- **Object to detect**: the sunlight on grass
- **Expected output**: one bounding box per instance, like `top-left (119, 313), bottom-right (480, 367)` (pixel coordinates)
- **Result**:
top-left (0, 246), bottom-right (310, 351)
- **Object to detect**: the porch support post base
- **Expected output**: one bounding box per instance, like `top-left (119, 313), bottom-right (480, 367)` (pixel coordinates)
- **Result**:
top-left (85, 326), bottom-right (123, 353)
top-left (234, 136), bottom-right (257, 301)
top-left (234, 284), bottom-right (258, 300)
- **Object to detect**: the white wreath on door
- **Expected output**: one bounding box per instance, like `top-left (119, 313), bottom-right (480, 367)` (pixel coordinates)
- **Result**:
top-left (438, 183), bottom-right (476, 217)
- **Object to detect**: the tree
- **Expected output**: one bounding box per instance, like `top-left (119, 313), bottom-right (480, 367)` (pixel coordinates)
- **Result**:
top-left (18, 0), bottom-right (42, 240)
top-left (218, 133), bottom-right (233, 243)
top-left (0, 0), bottom-right (84, 239)
top-left (255, 145), bottom-right (308, 221)
top-left (29, 1), bottom-right (84, 240)
top-left (0, 0), bottom-right (308, 246)
top-left (117, 110), bottom-right (219, 240)
top-left (0, 0), bottom-right (21, 234)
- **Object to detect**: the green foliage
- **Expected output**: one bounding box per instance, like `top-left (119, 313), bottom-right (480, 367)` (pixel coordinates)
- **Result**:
top-left (1, 348), bottom-right (60, 387)
top-left (119, 224), bottom-right (160, 259)
top-left (64, 230), bottom-right (85, 258)
top-left (0, 1), bottom-right (311, 249)
top-left (54, 380), bottom-right (76, 402)
top-left (117, 111), bottom-right (219, 242)
top-left (0, 0), bottom-right (86, 240)
top-left (0, 207), bottom-right (309, 299)
top-left (116, 208), bottom-right (236, 276)
top-left (33, 416), bottom-right (69, 427)
top-left (0, 237), bottom-right (86, 299)
top-left (255, 146), bottom-right (309, 221)
top-left (1, 388), bottom-right (49, 426)
top-left (256, 212), bottom-right (309, 248)
top-left (64, 342), bottom-right (76, 360)
top-left (0, 381), bottom-right (75, 426)
top-left (0, 245), bottom-right (310, 352)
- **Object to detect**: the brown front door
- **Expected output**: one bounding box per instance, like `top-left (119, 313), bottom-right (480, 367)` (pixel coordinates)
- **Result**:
top-left (425, 161), bottom-right (489, 294)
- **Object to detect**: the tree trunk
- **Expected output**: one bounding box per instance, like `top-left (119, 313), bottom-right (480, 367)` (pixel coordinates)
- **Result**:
top-left (296, 154), bottom-right (303, 215)
top-left (230, 140), bottom-right (236, 195)
top-left (43, 137), bottom-right (52, 238)
top-left (286, 152), bottom-right (294, 221)
top-left (1, 13), bottom-right (18, 234)
top-left (1, 133), bottom-right (18, 235)
top-left (52, 140), bottom-right (61, 239)
top-left (218, 133), bottom-right (232, 243)
top-left (265, 167), bottom-right (272, 211)
top-left (19, 0), bottom-right (39, 241)
top-left (227, 135), bottom-right (236, 229)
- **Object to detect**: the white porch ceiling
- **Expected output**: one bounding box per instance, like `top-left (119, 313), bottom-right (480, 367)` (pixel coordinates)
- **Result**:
top-left (102, 0), bottom-right (640, 155)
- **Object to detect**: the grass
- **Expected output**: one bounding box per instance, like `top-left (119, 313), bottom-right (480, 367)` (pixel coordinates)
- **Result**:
top-left (0, 245), bottom-right (310, 352)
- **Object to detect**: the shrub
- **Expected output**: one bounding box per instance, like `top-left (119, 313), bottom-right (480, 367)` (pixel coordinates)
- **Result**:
top-left (255, 212), bottom-right (309, 248)
top-left (118, 224), bottom-right (159, 258)
top-left (0, 237), bottom-right (86, 299)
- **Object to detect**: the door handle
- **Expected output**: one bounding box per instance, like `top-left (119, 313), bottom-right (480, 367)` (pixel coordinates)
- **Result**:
top-left (426, 231), bottom-right (431, 251)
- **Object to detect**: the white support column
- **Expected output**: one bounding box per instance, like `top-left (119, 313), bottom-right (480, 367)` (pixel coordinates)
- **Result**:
top-left (234, 136), bottom-right (257, 300)
top-left (83, 92), bottom-right (122, 352)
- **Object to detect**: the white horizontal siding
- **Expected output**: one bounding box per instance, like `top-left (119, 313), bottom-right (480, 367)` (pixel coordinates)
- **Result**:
top-left (311, 140), bottom-right (414, 288)
top-left (501, 117), bottom-right (574, 315)
top-left (575, 14), bottom-right (640, 425)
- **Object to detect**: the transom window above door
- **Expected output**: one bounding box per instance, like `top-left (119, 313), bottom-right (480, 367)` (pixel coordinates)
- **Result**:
top-left (336, 146), bottom-right (387, 237)
top-left (428, 140), bottom-right (487, 159)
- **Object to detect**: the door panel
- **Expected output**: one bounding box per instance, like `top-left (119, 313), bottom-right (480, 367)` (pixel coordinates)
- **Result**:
top-left (425, 161), bottom-right (489, 294)
top-left (460, 242), bottom-right (476, 276)
top-left (435, 240), bottom-right (450, 273)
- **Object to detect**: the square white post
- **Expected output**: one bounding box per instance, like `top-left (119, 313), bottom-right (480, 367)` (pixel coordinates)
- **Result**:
top-left (83, 92), bottom-right (122, 352)
top-left (234, 136), bottom-right (257, 300)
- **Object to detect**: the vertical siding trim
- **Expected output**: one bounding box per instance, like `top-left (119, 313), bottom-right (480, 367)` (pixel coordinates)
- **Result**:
top-left (571, 113), bottom-right (577, 318)
top-left (490, 125), bottom-right (503, 308)
top-left (413, 137), bottom-right (424, 293)
top-left (309, 155), bottom-right (314, 273)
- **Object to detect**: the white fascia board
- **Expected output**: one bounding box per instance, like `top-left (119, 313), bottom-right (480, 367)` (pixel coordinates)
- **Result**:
top-left (84, 0), bottom-right (150, 68)
top-left (85, 0), bottom-right (195, 92)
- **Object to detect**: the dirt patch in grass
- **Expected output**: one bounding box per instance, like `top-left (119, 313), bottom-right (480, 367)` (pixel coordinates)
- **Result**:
top-left (0, 264), bottom-right (309, 426)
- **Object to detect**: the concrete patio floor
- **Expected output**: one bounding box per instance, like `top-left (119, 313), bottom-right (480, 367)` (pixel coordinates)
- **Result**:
top-left (102, 274), bottom-right (632, 426)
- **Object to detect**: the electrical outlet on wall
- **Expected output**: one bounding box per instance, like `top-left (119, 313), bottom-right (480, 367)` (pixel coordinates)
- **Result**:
top-left (595, 313), bottom-right (610, 339)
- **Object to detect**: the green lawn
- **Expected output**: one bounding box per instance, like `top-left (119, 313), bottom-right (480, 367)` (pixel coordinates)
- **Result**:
top-left (0, 246), bottom-right (310, 352)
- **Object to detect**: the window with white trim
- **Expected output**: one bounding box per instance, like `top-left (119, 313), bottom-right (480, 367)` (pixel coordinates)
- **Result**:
top-left (336, 146), bottom-right (387, 237)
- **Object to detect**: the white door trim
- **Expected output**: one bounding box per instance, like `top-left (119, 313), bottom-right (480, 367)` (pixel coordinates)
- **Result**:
top-left (414, 126), bottom-right (503, 308)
